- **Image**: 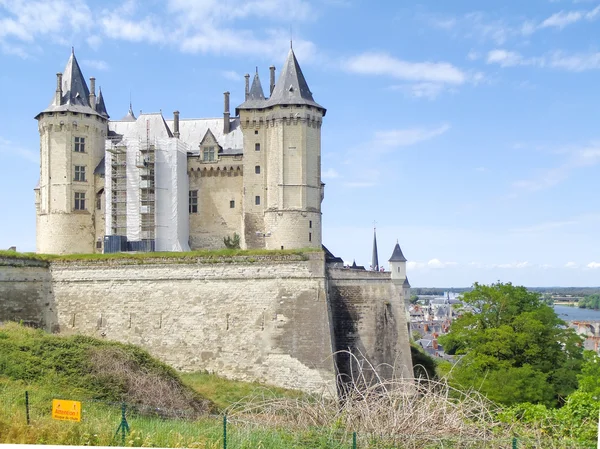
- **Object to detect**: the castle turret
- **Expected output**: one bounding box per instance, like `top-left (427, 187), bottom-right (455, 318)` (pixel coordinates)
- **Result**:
top-left (389, 241), bottom-right (407, 281)
top-left (237, 48), bottom-right (326, 250)
top-left (34, 50), bottom-right (108, 254)
top-left (389, 241), bottom-right (410, 314)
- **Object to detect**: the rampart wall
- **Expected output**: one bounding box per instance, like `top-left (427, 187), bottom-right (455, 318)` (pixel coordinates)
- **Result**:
top-left (327, 268), bottom-right (413, 384)
top-left (0, 254), bottom-right (412, 393)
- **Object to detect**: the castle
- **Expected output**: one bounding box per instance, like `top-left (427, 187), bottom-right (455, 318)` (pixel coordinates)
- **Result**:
top-left (35, 48), bottom-right (324, 254)
top-left (4, 48), bottom-right (414, 393)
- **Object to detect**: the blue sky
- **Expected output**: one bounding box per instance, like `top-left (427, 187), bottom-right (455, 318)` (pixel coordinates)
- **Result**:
top-left (1, 0), bottom-right (599, 287)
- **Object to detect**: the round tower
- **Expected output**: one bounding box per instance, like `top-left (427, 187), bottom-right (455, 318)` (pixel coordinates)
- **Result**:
top-left (35, 51), bottom-right (109, 254)
top-left (237, 49), bottom-right (326, 250)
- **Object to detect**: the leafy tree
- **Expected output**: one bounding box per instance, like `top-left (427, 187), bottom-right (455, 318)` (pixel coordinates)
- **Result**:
top-left (439, 282), bottom-right (583, 407)
top-left (578, 294), bottom-right (600, 309)
top-left (223, 232), bottom-right (240, 249)
top-left (410, 294), bottom-right (419, 304)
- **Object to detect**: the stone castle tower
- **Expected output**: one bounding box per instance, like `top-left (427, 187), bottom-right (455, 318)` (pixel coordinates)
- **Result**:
top-left (34, 50), bottom-right (108, 254)
top-left (237, 48), bottom-right (325, 250)
top-left (34, 48), bottom-right (324, 255)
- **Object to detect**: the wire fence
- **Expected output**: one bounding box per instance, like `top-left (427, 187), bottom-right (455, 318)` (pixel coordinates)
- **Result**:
top-left (0, 387), bottom-right (595, 449)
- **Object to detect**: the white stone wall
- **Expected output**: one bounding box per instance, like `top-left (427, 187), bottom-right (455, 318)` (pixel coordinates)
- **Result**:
top-left (188, 156), bottom-right (244, 250)
top-left (47, 253), bottom-right (336, 393)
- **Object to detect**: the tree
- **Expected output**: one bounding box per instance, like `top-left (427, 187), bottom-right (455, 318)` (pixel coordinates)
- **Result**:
top-left (223, 233), bottom-right (240, 249)
top-left (410, 295), bottom-right (419, 304)
top-left (439, 282), bottom-right (583, 407)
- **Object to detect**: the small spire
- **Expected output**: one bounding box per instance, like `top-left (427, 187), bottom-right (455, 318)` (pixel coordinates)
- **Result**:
top-left (372, 226), bottom-right (379, 271)
top-left (71, 46), bottom-right (74, 54)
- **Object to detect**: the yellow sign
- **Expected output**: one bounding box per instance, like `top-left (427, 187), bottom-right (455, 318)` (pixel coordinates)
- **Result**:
top-left (52, 399), bottom-right (81, 422)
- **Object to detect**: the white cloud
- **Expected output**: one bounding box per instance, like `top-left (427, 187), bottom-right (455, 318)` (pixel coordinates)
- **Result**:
top-left (487, 49), bottom-right (525, 67)
top-left (0, 0), bottom-right (92, 56)
top-left (427, 259), bottom-right (458, 269)
top-left (407, 259), bottom-right (457, 270)
top-left (565, 261), bottom-right (579, 269)
top-left (82, 59), bottom-right (109, 71)
top-left (513, 143), bottom-right (600, 192)
top-left (343, 52), bottom-right (467, 85)
top-left (540, 10), bottom-right (584, 28)
top-left (410, 82), bottom-right (447, 99)
top-left (487, 48), bottom-right (600, 73)
top-left (322, 168), bottom-right (340, 179)
top-left (0, 136), bottom-right (38, 164)
top-left (86, 35), bottom-right (102, 50)
top-left (221, 70), bottom-right (241, 81)
top-left (540, 4), bottom-right (600, 29)
top-left (495, 261), bottom-right (530, 269)
top-left (549, 51), bottom-right (600, 71)
top-left (167, 0), bottom-right (314, 22)
top-left (373, 124), bottom-right (450, 148)
top-left (587, 262), bottom-right (600, 269)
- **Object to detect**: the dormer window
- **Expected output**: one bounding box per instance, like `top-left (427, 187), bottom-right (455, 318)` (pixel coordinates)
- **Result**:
top-left (202, 146), bottom-right (215, 162)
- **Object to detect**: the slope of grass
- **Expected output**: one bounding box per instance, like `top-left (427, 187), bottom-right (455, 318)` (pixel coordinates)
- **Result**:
top-left (180, 372), bottom-right (303, 411)
top-left (0, 323), bottom-right (212, 415)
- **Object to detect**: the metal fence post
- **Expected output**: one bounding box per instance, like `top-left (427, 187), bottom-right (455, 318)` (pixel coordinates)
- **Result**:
top-left (352, 431), bottom-right (357, 449)
top-left (25, 391), bottom-right (30, 425)
top-left (223, 414), bottom-right (227, 449)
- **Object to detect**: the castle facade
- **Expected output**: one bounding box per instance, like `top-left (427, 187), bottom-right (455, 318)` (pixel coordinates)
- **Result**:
top-left (35, 49), bottom-right (324, 254)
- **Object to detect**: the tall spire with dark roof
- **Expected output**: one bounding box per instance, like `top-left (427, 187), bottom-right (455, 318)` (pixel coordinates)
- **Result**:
top-left (95, 87), bottom-right (109, 118)
top-left (236, 71), bottom-right (266, 111)
top-left (249, 71), bottom-right (265, 101)
top-left (264, 48), bottom-right (325, 114)
top-left (57, 50), bottom-right (90, 108)
top-left (37, 50), bottom-right (100, 118)
top-left (372, 227), bottom-right (379, 271)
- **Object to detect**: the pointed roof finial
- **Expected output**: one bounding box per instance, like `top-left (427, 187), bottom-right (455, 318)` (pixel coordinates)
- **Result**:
top-left (290, 25), bottom-right (293, 49)
top-left (71, 46), bottom-right (74, 54)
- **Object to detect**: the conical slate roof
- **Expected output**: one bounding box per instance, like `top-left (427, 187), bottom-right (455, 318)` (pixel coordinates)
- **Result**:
top-left (403, 277), bottom-right (411, 288)
top-left (236, 72), bottom-right (266, 110)
top-left (264, 48), bottom-right (325, 114)
top-left (36, 50), bottom-right (101, 118)
top-left (96, 88), bottom-right (109, 118)
top-left (388, 242), bottom-right (407, 262)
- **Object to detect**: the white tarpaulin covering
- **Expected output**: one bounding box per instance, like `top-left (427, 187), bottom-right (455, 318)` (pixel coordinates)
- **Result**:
top-left (104, 113), bottom-right (190, 252)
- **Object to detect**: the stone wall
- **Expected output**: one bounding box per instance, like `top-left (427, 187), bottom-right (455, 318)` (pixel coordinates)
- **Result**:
top-left (0, 257), bottom-right (54, 328)
top-left (48, 253), bottom-right (335, 393)
top-left (327, 267), bottom-right (413, 386)
top-left (0, 254), bottom-right (412, 394)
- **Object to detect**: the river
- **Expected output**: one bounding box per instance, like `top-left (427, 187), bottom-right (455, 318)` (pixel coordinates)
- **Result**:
top-left (553, 305), bottom-right (600, 322)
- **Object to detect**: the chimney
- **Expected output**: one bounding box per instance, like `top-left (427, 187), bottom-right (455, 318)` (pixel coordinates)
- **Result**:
top-left (89, 77), bottom-right (96, 108)
top-left (55, 73), bottom-right (63, 105)
top-left (244, 73), bottom-right (250, 100)
top-left (269, 65), bottom-right (275, 95)
top-left (173, 111), bottom-right (180, 138)
top-left (223, 91), bottom-right (230, 134)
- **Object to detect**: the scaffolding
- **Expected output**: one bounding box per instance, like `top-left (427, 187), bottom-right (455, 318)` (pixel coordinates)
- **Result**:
top-left (104, 128), bottom-right (189, 252)
top-left (137, 143), bottom-right (156, 240)
top-left (108, 145), bottom-right (127, 236)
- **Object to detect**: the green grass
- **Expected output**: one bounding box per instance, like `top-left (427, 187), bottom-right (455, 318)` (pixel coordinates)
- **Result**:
top-left (180, 372), bottom-right (304, 411)
top-left (0, 247), bottom-right (321, 263)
